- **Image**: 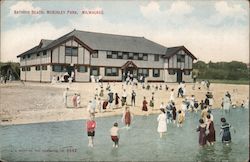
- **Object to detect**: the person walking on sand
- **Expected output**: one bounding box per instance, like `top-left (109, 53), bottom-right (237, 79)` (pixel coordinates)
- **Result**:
top-left (131, 90), bottom-right (136, 107)
top-left (157, 108), bottom-right (167, 138)
top-left (108, 89), bottom-right (114, 110)
top-left (170, 88), bottom-right (175, 102)
top-left (206, 114), bottom-right (216, 145)
top-left (122, 89), bottom-right (128, 106)
top-left (110, 122), bottom-right (120, 148)
top-left (77, 94), bottom-right (81, 108)
top-left (196, 119), bottom-right (207, 147)
top-left (172, 102), bottom-right (177, 124)
top-left (122, 107), bottom-right (133, 128)
top-left (142, 96), bottom-right (149, 116)
top-left (63, 87), bottom-right (69, 108)
top-left (115, 93), bottom-right (120, 109)
top-left (72, 93), bottom-right (77, 108)
top-left (86, 115), bottom-right (96, 147)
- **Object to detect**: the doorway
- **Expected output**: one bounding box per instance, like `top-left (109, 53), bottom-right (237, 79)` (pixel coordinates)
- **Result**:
top-left (177, 69), bottom-right (183, 83)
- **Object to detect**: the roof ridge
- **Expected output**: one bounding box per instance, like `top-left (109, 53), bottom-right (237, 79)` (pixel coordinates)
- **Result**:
top-left (75, 29), bottom-right (144, 39)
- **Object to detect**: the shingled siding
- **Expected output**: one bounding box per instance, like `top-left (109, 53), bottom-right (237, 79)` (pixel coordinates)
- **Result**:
top-left (20, 65), bottom-right (51, 82)
top-left (20, 50), bottom-right (51, 67)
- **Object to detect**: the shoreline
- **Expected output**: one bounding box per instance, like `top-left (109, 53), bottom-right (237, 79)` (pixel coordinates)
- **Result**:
top-left (0, 81), bottom-right (248, 126)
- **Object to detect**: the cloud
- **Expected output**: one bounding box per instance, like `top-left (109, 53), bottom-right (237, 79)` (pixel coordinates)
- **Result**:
top-left (168, 1), bottom-right (193, 15)
top-left (140, 1), bottom-right (193, 18)
top-left (215, 1), bottom-right (247, 18)
top-left (9, 1), bottom-right (42, 18)
top-left (1, 22), bottom-right (70, 62)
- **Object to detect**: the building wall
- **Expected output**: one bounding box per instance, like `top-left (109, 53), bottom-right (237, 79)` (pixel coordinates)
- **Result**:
top-left (182, 71), bottom-right (193, 82)
top-left (51, 39), bottom-right (90, 65)
top-left (91, 51), bottom-right (164, 68)
top-left (168, 50), bottom-right (193, 69)
top-left (20, 65), bottom-right (51, 82)
top-left (164, 70), bottom-right (177, 82)
top-left (75, 68), bottom-right (90, 82)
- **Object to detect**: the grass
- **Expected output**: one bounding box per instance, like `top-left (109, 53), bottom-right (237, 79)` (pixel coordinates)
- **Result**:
top-left (197, 79), bottom-right (249, 85)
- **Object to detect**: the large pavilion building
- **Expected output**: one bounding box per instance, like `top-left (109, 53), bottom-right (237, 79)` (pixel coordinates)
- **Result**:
top-left (17, 29), bottom-right (197, 82)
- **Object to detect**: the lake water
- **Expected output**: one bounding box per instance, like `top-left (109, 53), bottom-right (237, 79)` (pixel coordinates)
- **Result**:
top-left (1, 108), bottom-right (249, 161)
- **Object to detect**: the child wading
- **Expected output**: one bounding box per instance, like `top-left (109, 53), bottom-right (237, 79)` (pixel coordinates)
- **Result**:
top-left (86, 115), bottom-right (96, 147)
top-left (122, 107), bottom-right (133, 128)
top-left (177, 110), bottom-right (185, 127)
top-left (196, 119), bottom-right (207, 147)
top-left (110, 122), bottom-right (120, 148)
top-left (157, 108), bottom-right (167, 138)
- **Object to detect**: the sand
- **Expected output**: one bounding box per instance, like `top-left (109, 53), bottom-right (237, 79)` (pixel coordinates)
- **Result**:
top-left (0, 81), bottom-right (248, 125)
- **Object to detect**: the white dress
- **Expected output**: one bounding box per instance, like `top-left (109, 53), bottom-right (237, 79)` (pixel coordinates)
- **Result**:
top-left (157, 113), bottom-right (167, 133)
top-left (223, 95), bottom-right (231, 110)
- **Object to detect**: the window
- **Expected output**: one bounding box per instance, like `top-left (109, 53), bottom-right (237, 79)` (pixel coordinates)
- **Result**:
top-left (154, 55), bottom-right (159, 61)
top-left (177, 54), bottom-right (185, 62)
top-left (52, 65), bottom-right (62, 72)
top-left (22, 67), bottom-right (26, 71)
top-left (112, 51), bottom-right (118, 59)
top-left (43, 51), bottom-right (47, 56)
top-left (118, 52), bottom-right (123, 59)
top-left (122, 52), bottom-right (129, 59)
top-left (37, 53), bottom-right (40, 57)
top-left (153, 69), bottom-right (160, 77)
top-left (105, 67), bottom-right (119, 76)
top-left (128, 53), bottom-right (133, 59)
top-left (133, 53), bottom-right (139, 60)
top-left (78, 66), bottom-right (88, 73)
top-left (92, 52), bottom-right (98, 58)
top-left (138, 68), bottom-right (149, 77)
top-left (107, 51), bottom-right (112, 58)
top-left (22, 56), bottom-right (26, 59)
top-left (35, 66), bottom-right (40, 71)
top-left (90, 67), bottom-right (99, 76)
top-left (42, 65), bottom-right (47, 70)
top-left (168, 69), bottom-right (176, 75)
top-left (143, 54), bottom-right (148, 61)
top-left (27, 54), bottom-right (31, 58)
top-left (184, 70), bottom-right (190, 75)
top-left (65, 47), bottom-right (78, 56)
top-left (26, 67), bottom-right (31, 71)
top-left (138, 53), bottom-right (143, 60)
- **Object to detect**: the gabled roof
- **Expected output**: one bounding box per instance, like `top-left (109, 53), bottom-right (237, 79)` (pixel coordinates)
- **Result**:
top-left (17, 30), bottom-right (168, 57)
top-left (17, 39), bottom-right (53, 57)
top-left (164, 46), bottom-right (197, 60)
top-left (121, 61), bottom-right (138, 69)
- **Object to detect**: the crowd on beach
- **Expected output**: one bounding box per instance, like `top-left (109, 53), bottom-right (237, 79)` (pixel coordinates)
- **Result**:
top-left (61, 76), bottom-right (249, 148)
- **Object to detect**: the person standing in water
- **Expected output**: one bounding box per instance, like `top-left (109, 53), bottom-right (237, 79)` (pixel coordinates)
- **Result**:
top-left (86, 115), bottom-right (96, 147)
top-left (157, 108), bottom-right (167, 138)
top-left (177, 110), bottom-right (185, 127)
top-left (220, 117), bottom-right (235, 145)
top-left (110, 122), bottom-right (120, 148)
top-left (196, 119), bottom-right (207, 147)
top-left (206, 114), bottom-right (216, 145)
top-left (122, 107), bottom-right (133, 128)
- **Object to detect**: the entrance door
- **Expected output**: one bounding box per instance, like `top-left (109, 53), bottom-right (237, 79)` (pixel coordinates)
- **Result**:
top-left (177, 69), bottom-right (183, 83)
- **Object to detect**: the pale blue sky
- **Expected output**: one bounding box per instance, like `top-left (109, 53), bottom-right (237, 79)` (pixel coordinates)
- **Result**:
top-left (1, 0), bottom-right (249, 63)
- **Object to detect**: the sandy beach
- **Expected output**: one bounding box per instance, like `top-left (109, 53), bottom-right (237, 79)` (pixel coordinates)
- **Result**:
top-left (0, 81), bottom-right (248, 125)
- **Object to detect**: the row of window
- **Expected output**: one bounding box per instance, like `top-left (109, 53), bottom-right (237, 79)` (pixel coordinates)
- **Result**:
top-left (22, 51), bottom-right (47, 59)
top-left (21, 66), bottom-right (47, 71)
top-left (105, 51), bottom-right (160, 61)
top-left (168, 69), bottom-right (191, 75)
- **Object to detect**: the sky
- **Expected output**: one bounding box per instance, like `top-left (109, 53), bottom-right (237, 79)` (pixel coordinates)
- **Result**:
top-left (0, 0), bottom-right (249, 63)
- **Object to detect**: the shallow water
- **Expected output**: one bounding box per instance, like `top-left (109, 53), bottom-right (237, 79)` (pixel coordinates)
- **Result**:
top-left (1, 108), bottom-right (249, 161)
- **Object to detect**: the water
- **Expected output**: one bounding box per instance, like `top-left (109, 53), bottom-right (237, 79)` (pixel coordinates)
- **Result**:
top-left (1, 108), bottom-right (249, 161)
